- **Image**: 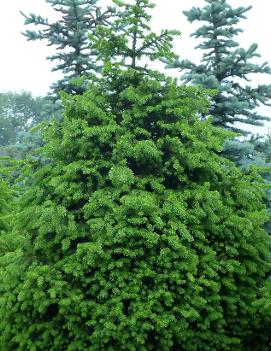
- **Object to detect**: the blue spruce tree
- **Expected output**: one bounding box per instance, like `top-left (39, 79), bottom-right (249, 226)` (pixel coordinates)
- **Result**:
top-left (21, 0), bottom-right (115, 95)
top-left (170, 0), bottom-right (271, 135)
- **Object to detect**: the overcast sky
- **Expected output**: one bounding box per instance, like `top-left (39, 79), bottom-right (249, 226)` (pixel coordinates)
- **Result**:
top-left (1, 0), bottom-right (271, 134)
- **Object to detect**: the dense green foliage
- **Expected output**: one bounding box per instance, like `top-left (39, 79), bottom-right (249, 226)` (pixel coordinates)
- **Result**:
top-left (0, 160), bottom-right (14, 301)
top-left (171, 0), bottom-right (271, 134)
top-left (1, 1), bottom-right (271, 350)
top-left (2, 76), bottom-right (271, 350)
top-left (21, 0), bottom-right (114, 94)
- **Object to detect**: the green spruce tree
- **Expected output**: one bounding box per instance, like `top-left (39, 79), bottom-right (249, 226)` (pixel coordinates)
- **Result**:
top-left (170, 0), bottom-right (271, 134)
top-left (1, 1), bottom-right (271, 350)
top-left (21, 0), bottom-right (114, 95)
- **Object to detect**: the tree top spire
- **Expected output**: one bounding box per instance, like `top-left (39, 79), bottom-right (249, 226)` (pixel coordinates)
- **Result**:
top-left (92, 0), bottom-right (180, 72)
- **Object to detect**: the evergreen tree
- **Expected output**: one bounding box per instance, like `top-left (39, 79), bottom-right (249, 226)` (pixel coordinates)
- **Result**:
top-left (21, 0), bottom-right (115, 95)
top-left (1, 1), bottom-right (271, 350)
top-left (170, 0), bottom-right (271, 134)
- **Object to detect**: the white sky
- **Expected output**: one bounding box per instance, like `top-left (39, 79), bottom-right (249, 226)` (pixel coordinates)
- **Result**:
top-left (1, 0), bottom-right (271, 134)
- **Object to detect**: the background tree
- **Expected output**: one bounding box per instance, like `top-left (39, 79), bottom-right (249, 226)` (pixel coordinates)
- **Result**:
top-left (1, 1), bottom-right (271, 350)
top-left (0, 91), bottom-right (59, 158)
top-left (0, 116), bottom-right (13, 148)
top-left (0, 91), bottom-right (36, 146)
top-left (21, 0), bottom-right (115, 95)
top-left (169, 0), bottom-right (271, 134)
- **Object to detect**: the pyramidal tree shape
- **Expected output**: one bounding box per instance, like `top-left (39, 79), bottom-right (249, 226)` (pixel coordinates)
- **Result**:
top-left (1, 0), bottom-right (271, 350)
top-left (170, 0), bottom-right (271, 134)
top-left (21, 0), bottom-right (114, 95)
